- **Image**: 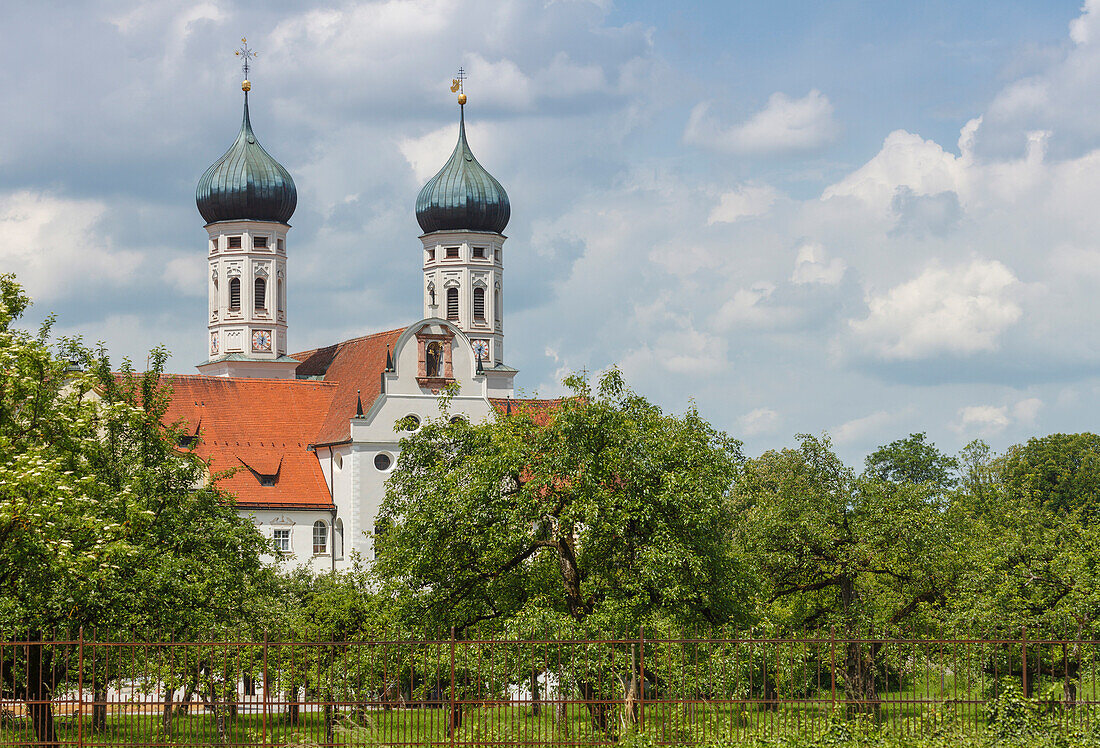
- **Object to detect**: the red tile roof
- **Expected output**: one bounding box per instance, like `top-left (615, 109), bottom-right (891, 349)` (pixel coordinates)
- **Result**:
top-left (291, 328), bottom-right (405, 445)
top-left (161, 375), bottom-right (336, 509)
top-left (490, 397), bottom-right (567, 427)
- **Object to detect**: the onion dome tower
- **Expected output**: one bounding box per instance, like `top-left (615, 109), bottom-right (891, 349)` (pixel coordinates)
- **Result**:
top-left (416, 78), bottom-right (515, 397)
top-left (196, 42), bottom-right (298, 379)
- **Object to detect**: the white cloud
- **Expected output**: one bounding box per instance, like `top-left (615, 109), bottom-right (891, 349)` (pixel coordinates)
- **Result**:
top-left (849, 259), bottom-right (1022, 360)
top-left (1012, 397), bottom-right (1042, 424)
top-left (823, 121), bottom-right (978, 211)
top-left (0, 190), bottom-right (141, 301)
top-left (708, 184), bottom-right (779, 224)
top-left (833, 410), bottom-right (899, 445)
top-left (738, 407), bottom-right (780, 436)
top-left (791, 242), bottom-right (846, 285)
top-left (684, 90), bottom-right (838, 155)
top-left (952, 405), bottom-right (1011, 435)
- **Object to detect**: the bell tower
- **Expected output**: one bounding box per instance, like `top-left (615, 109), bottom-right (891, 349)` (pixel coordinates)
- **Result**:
top-left (195, 41), bottom-right (298, 379)
top-left (415, 78), bottom-right (516, 396)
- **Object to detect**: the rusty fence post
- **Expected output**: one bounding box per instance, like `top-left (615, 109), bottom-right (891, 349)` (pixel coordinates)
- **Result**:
top-left (450, 626), bottom-right (457, 748)
top-left (638, 625), bottom-right (645, 734)
top-left (1021, 626), bottom-right (1028, 698)
top-left (262, 631), bottom-right (269, 746)
top-left (829, 625), bottom-right (837, 713)
top-left (77, 627), bottom-right (84, 748)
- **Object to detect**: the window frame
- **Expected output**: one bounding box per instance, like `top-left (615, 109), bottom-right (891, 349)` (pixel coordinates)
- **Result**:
top-left (254, 277), bottom-right (267, 311)
top-left (228, 277), bottom-right (241, 311)
top-left (473, 287), bottom-right (486, 321)
top-left (446, 287), bottom-right (459, 321)
top-left (273, 529), bottom-right (291, 552)
top-left (312, 521), bottom-right (328, 555)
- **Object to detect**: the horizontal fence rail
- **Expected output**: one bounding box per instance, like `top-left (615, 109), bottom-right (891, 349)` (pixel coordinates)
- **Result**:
top-left (1, 631), bottom-right (1098, 746)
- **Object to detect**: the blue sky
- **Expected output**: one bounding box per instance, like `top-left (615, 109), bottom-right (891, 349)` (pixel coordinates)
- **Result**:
top-left (3, 0), bottom-right (1099, 463)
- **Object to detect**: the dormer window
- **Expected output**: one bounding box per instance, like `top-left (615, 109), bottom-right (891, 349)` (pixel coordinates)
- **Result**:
top-left (254, 236), bottom-right (268, 249)
top-left (228, 236), bottom-right (242, 249)
top-left (445, 247), bottom-right (459, 259)
top-left (228, 278), bottom-right (241, 311)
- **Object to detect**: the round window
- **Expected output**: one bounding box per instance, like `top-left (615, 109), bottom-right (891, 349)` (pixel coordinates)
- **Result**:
top-left (404, 415), bottom-right (421, 431)
top-left (449, 415), bottom-right (466, 425)
top-left (374, 453), bottom-right (392, 471)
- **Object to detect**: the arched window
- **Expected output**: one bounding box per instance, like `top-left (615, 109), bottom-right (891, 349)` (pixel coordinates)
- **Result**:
top-left (228, 278), bottom-right (241, 311)
top-left (334, 519), bottom-right (344, 560)
top-left (425, 342), bottom-right (443, 378)
top-left (446, 287), bottom-right (459, 321)
top-left (254, 277), bottom-right (266, 311)
top-left (494, 287), bottom-right (501, 323)
top-left (313, 521), bottom-right (327, 555)
top-left (276, 278), bottom-right (284, 314)
top-left (473, 287), bottom-right (485, 321)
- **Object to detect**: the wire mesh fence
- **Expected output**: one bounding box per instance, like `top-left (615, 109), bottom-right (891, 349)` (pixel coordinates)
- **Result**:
top-left (2, 631), bottom-right (1098, 746)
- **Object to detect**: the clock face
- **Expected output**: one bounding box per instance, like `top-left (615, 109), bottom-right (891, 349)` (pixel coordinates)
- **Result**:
top-left (210, 332), bottom-right (219, 354)
top-left (472, 339), bottom-right (490, 360)
top-left (252, 329), bottom-right (272, 352)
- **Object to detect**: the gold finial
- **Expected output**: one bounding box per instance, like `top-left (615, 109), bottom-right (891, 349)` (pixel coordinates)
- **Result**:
top-left (235, 37), bottom-right (257, 90)
top-left (451, 67), bottom-right (467, 105)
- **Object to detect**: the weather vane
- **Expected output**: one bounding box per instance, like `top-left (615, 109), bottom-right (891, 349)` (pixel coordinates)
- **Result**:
top-left (450, 67), bottom-right (467, 105)
top-left (235, 37), bottom-right (257, 86)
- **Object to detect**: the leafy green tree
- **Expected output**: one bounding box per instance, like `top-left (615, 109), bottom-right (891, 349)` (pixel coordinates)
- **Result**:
top-left (735, 434), bottom-right (962, 706)
top-left (374, 370), bottom-right (750, 731)
top-left (864, 432), bottom-right (958, 495)
top-left (0, 274), bottom-right (279, 743)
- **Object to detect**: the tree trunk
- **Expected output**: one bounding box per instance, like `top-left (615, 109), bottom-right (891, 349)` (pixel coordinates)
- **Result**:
top-left (161, 684), bottom-right (174, 737)
top-left (285, 685), bottom-right (299, 725)
top-left (92, 688), bottom-right (107, 732)
top-left (26, 635), bottom-right (58, 747)
top-left (530, 667), bottom-right (541, 717)
top-left (578, 679), bottom-right (610, 734)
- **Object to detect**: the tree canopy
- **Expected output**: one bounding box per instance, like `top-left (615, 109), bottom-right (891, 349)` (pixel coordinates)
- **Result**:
top-left (374, 370), bottom-right (751, 636)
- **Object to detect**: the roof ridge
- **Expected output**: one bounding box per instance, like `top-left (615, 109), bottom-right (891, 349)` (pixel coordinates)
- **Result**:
top-left (158, 374), bottom-right (337, 386)
top-left (290, 326), bottom-right (407, 359)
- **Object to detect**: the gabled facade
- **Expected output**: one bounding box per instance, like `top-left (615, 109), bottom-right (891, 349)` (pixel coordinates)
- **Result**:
top-left (166, 78), bottom-right (534, 570)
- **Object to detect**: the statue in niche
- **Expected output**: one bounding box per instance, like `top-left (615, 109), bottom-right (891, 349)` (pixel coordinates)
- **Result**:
top-left (425, 341), bottom-right (443, 378)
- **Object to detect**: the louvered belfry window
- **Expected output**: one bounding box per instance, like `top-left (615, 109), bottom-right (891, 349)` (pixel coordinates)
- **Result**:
top-left (255, 277), bottom-right (266, 310)
top-left (473, 287), bottom-right (486, 320)
top-left (447, 288), bottom-right (459, 321)
top-left (228, 278), bottom-right (241, 311)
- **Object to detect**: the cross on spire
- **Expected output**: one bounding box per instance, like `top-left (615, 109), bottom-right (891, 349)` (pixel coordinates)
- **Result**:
top-left (235, 37), bottom-right (257, 79)
top-left (450, 67), bottom-right (467, 94)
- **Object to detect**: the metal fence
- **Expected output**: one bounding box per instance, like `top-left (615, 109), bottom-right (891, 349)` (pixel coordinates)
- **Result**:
top-left (2, 631), bottom-right (1098, 747)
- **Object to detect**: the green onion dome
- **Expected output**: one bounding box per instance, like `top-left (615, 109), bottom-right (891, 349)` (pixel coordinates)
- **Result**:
top-left (196, 92), bottom-right (296, 225)
top-left (416, 105), bottom-right (510, 235)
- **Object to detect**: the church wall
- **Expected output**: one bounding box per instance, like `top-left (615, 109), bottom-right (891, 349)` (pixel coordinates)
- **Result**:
top-left (239, 508), bottom-right (337, 573)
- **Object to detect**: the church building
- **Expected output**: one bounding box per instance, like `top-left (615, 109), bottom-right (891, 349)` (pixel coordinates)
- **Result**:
top-left (164, 72), bottom-right (538, 571)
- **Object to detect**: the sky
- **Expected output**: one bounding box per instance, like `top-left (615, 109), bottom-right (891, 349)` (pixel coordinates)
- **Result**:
top-left (2, 0), bottom-right (1099, 464)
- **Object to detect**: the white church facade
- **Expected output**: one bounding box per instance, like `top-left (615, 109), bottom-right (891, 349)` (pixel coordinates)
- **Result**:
top-left (163, 76), bottom-right (543, 571)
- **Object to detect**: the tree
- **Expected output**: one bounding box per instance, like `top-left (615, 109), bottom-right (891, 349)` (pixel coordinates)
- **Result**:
top-left (735, 434), bottom-right (962, 708)
top-left (864, 432), bottom-right (958, 495)
top-left (374, 370), bottom-right (750, 731)
top-left (0, 274), bottom-right (279, 743)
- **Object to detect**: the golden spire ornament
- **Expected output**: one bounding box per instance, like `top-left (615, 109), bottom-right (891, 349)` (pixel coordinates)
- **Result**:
top-left (235, 37), bottom-right (257, 91)
top-left (451, 67), bottom-right (467, 105)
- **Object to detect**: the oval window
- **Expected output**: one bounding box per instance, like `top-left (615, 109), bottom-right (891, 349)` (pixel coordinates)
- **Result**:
top-left (374, 453), bottom-right (392, 471)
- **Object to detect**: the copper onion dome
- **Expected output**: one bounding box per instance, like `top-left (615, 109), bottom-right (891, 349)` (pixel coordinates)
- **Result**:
top-left (415, 104), bottom-right (510, 235)
top-left (196, 90), bottom-right (297, 225)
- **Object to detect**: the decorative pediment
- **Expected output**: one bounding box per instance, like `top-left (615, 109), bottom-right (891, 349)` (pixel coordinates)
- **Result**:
top-left (472, 277), bottom-right (488, 289)
top-left (443, 277), bottom-right (460, 289)
top-left (253, 261), bottom-right (271, 278)
top-left (226, 262), bottom-right (243, 279)
top-left (270, 515), bottom-right (295, 526)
